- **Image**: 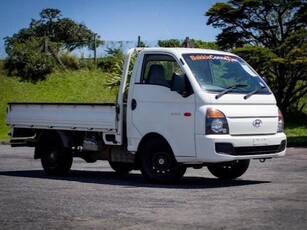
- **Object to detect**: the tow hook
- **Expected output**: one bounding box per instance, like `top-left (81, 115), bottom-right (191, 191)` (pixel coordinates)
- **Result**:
top-left (259, 159), bottom-right (266, 163)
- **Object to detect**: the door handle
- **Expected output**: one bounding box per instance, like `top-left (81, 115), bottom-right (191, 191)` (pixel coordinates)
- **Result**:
top-left (131, 99), bottom-right (137, 111)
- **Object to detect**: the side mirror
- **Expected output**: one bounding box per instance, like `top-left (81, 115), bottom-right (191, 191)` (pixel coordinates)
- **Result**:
top-left (171, 73), bottom-right (186, 95)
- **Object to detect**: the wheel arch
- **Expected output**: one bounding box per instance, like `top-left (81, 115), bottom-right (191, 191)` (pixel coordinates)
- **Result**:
top-left (137, 132), bottom-right (170, 151)
top-left (135, 132), bottom-right (174, 163)
top-left (34, 130), bottom-right (74, 159)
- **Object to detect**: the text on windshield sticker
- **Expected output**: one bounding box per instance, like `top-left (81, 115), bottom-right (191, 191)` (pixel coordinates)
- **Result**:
top-left (189, 55), bottom-right (238, 62)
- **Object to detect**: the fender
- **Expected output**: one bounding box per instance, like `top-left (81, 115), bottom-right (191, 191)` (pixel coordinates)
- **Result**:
top-left (34, 130), bottom-right (74, 159)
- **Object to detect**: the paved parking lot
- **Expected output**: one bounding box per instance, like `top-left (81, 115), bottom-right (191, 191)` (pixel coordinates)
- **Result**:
top-left (0, 145), bottom-right (306, 229)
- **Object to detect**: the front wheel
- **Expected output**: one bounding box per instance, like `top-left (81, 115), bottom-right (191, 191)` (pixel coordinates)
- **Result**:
top-left (139, 139), bottom-right (186, 184)
top-left (207, 160), bottom-right (250, 179)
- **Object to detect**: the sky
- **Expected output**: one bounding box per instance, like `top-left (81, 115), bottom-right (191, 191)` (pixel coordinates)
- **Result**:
top-left (0, 0), bottom-right (225, 57)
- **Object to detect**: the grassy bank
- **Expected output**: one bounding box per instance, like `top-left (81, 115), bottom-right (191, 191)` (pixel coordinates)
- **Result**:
top-left (0, 71), bottom-right (306, 146)
top-left (285, 126), bottom-right (307, 147)
top-left (0, 70), bottom-right (117, 141)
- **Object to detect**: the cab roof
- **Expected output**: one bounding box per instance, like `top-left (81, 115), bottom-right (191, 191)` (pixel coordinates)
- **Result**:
top-left (137, 47), bottom-right (235, 56)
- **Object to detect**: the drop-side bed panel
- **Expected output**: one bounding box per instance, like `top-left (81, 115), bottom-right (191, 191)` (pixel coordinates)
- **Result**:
top-left (7, 102), bottom-right (118, 132)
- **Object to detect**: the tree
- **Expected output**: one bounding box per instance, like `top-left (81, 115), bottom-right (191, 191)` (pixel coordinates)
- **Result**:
top-left (158, 39), bottom-right (182, 47)
top-left (5, 8), bottom-right (103, 53)
top-left (31, 8), bottom-right (104, 51)
top-left (158, 38), bottom-right (217, 49)
top-left (4, 8), bottom-right (104, 81)
top-left (190, 40), bottom-right (218, 49)
top-left (206, 0), bottom-right (307, 114)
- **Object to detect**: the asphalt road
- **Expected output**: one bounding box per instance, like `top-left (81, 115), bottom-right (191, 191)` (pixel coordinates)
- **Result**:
top-left (0, 145), bottom-right (306, 230)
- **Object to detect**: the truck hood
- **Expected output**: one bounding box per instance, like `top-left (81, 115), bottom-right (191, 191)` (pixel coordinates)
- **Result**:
top-left (216, 104), bottom-right (279, 135)
top-left (197, 93), bottom-right (279, 135)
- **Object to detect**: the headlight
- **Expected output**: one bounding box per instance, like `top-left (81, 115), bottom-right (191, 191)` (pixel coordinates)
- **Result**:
top-left (277, 109), bottom-right (284, 133)
top-left (206, 108), bottom-right (229, 134)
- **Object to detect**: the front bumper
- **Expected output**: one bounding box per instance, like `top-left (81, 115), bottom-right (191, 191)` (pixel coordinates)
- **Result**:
top-left (195, 133), bottom-right (286, 162)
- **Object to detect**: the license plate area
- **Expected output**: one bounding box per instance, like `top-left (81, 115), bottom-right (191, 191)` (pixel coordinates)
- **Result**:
top-left (253, 138), bottom-right (269, 146)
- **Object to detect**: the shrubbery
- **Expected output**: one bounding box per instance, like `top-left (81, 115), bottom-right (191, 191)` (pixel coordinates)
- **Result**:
top-left (97, 56), bottom-right (119, 72)
top-left (5, 39), bottom-right (54, 82)
top-left (3, 43), bottom-right (128, 83)
top-left (3, 39), bottom-right (99, 82)
top-left (60, 52), bottom-right (80, 70)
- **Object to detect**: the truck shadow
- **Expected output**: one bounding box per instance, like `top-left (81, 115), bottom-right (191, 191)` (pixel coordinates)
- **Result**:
top-left (0, 169), bottom-right (270, 189)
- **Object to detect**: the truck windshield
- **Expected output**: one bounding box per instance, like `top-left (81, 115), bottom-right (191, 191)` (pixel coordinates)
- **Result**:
top-left (182, 54), bottom-right (271, 95)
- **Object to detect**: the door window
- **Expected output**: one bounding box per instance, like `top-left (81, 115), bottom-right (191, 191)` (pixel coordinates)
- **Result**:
top-left (141, 54), bottom-right (183, 87)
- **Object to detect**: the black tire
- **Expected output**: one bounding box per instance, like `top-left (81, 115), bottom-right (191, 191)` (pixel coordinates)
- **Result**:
top-left (207, 160), bottom-right (250, 179)
top-left (139, 138), bottom-right (186, 184)
top-left (108, 161), bottom-right (134, 174)
top-left (40, 139), bottom-right (73, 176)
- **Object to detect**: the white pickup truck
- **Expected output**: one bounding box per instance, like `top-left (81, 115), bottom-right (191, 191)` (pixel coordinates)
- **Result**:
top-left (7, 47), bottom-right (287, 183)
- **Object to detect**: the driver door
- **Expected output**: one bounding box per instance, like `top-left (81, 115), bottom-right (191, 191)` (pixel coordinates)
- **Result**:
top-left (129, 53), bottom-right (196, 157)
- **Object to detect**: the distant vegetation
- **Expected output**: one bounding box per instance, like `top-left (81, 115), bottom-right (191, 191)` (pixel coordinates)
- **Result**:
top-left (3, 8), bottom-right (104, 82)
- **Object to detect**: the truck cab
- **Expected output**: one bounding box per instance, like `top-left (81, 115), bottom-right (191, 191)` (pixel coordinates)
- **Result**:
top-left (125, 48), bottom-right (286, 182)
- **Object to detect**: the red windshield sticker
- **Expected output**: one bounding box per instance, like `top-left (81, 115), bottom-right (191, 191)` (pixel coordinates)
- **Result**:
top-left (190, 55), bottom-right (237, 62)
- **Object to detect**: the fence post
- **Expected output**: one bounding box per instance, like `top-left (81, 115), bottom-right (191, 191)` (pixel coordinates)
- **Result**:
top-left (184, 36), bottom-right (194, 48)
top-left (94, 34), bottom-right (97, 66)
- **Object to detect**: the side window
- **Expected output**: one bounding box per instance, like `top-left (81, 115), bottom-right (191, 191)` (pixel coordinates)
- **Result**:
top-left (141, 54), bottom-right (183, 87)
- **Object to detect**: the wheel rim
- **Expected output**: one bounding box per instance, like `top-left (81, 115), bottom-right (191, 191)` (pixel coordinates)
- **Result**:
top-left (152, 151), bottom-right (172, 174)
top-left (46, 149), bottom-right (59, 169)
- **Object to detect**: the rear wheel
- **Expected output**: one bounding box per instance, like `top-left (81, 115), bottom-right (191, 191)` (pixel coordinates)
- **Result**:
top-left (40, 138), bottom-right (73, 176)
top-left (108, 161), bottom-right (134, 174)
top-left (207, 160), bottom-right (250, 179)
top-left (139, 139), bottom-right (186, 184)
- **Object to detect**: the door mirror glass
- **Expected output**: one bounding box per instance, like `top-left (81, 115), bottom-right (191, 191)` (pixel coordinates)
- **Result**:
top-left (171, 73), bottom-right (186, 95)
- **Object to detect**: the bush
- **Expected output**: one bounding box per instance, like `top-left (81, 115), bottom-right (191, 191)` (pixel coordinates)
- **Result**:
top-left (60, 52), bottom-right (80, 70)
top-left (5, 39), bottom-right (54, 82)
top-left (22, 54), bottom-right (53, 81)
top-left (97, 56), bottom-right (119, 72)
top-left (80, 59), bottom-right (97, 70)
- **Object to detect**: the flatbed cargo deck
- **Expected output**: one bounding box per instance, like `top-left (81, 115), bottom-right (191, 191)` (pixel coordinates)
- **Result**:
top-left (7, 102), bottom-right (118, 132)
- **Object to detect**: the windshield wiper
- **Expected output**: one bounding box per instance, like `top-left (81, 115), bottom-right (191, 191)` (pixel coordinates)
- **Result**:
top-left (244, 85), bottom-right (267, 100)
top-left (215, 84), bottom-right (248, 99)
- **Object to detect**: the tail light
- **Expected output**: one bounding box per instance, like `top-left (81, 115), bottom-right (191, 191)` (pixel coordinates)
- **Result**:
top-left (277, 109), bottom-right (284, 133)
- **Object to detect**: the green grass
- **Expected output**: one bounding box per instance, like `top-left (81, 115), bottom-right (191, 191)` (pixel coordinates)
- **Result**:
top-left (285, 125), bottom-right (307, 147)
top-left (285, 126), bottom-right (306, 136)
top-left (0, 70), bottom-right (117, 141)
